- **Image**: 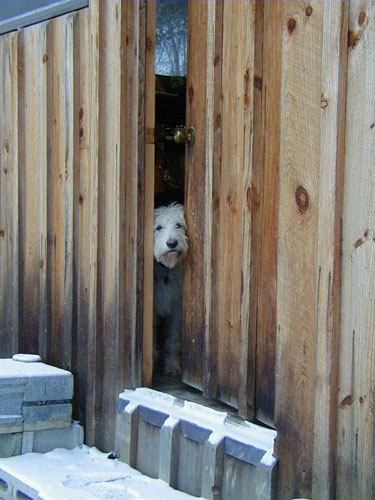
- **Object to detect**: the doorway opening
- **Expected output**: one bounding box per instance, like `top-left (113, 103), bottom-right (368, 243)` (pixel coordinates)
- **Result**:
top-left (152, 0), bottom-right (188, 383)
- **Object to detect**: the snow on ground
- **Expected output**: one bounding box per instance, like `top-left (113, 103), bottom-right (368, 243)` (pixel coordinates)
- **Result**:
top-left (0, 446), bottom-right (203, 500)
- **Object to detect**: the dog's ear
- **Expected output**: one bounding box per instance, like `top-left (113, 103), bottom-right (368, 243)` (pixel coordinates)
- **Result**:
top-left (169, 202), bottom-right (185, 221)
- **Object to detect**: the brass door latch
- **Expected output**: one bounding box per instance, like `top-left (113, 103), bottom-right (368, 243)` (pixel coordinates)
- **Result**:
top-left (165, 126), bottom-right (195, 146)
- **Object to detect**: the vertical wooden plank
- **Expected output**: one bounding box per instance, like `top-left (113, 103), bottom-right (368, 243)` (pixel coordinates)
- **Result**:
top-left (120, 0), bottom-right (142, 391)
top-left (256, 0), bottom-right (282, 426)
top-left (202, 0), bottom-right (216, 398)
top-left (216, 0), bottom-right (244, 407)
top-left (18, 24), bottom-right (49, 357)
top-left (70, 6), bottom-right (96, 435)
top-left (49, 13), bottom-right (77, 370)
top-left (209, 0), bottom-right (223, 400)
top-left (95, 0), bottom-right (143, 451)
top-left (37, 23), bottom-right (49, 361)
top-left (275, 2), bottom-right (323, 499)
top-left (216, 0), bottom-right (256, 411)
top-left (84, 0), bottom-right (100, 447)
top-left (142, 0), bottom-right (156, 387)
top-left (183, 0), bottom-right (211, 390)
top-left (312, 2), bottom-right (347, 499)
top-left (337, 2), bottom-right (375, 498)
top-left (97, 0), bottom-right (122, 451)
top-left (0, 32), bottom-right (19, 357)
top-left (137, 0), bottom-right (146, 389)
top-left (238, 0), bottom-right (260, 418)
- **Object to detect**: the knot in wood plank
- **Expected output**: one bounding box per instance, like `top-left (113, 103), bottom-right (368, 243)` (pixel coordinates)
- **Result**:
top-left (295, 186), bottom-right (309, 213)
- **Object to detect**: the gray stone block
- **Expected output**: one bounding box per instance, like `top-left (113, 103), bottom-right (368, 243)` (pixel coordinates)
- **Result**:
top-left (0, 434), bottom-right (22, 459)
top-left (0, 359), bottom-right (73, 403)
top-left (0, 417), bottom-right (22, 436)
top-left (0, 382), bottom-right (25, 417)
top-left (22, 403), bottom-right (72, 432)
top-left (201, 434), bottom-right (224, 499)
top-left (32, 421), bottom-right (84, 453)
top-left (159, 416), bottom-right (180, 488)
top-left (136, 419), bottom-right (161, 479)
top-left (0, 423), bottom-right (84, 459)
top-left (115, 401), bottom-right (138, 468)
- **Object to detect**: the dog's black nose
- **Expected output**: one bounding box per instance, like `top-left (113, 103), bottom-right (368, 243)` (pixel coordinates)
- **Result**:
top-left (167, 239), bottom-right (178, 249)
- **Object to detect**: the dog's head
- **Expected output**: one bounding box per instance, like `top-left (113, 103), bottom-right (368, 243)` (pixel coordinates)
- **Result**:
top-left (154, 202), bottom-right (188, 269)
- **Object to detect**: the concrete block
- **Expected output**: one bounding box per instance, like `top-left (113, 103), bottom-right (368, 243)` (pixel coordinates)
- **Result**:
top-left (136, 419), bottom-right (161, 479)
top-left (177, 433), bottom-right (204, 497)
top-left (201, 434), bottom-right (224, 499)
top-left (22, 403), bottom-right (72, 431)
top-left (115, 400), bottom-right (138, 468)
top-left (221, 452), bottom-right (257, 500)
top-left (0, 418), bottom-right (22, 435)
top-left (0, 382), bottom-right (25, 417)
top-left (116, 388), bottom-right (278, 500)
top-left (32, 421), bottom-right (84, 453)
top-left (0, 435), bottom-right (22, 459)
top-left (159, 416), bottom-right (180, 488)
top-left (0, 422), bottom-right (83, 459)
top-left (0, 359), bottom-right (73, 403)
top-left (255, 461), bottom-right (278, 500)
top-left (0, 468), bottom-right (41, 500)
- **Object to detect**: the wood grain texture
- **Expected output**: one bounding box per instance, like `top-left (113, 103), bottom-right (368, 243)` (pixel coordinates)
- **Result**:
top-left (216, 0), bottom-right (256, 410)
top-left (256, 0), bottom-right (282, 426)
top-left (120, 0), bottom-right (143, 392)
top-left (0, 32), bottom-right (19, 357)
top-left (49, 14), bottom-right (77, 371)
top-left (209, 0), bottom-right (223, 401)
top-left (70, 6), bottom-right (99, 444)
top-left (142, 0), bottom-right (156, 387)
top-left (312, 2), bottom-right (347, 498)
top-left (183, 0), bottom-right (210, 390)
top-left (337, 1), bottom-right (375, 498)
top-left (84, 0), bottom-right (100, 447)
top-left (96, 0), bottom-right (123, 450)
top-left (95, 0), bottom-right (144, 451)
top-left (275, 2), bottom-right (323, 498)
top-left (17, 24), bottom-right (49, 358)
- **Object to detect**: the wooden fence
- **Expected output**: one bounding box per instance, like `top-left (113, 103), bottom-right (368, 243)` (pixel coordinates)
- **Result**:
top-left (0, 0), bottom-right (147, 452)
top-left (0, 1), bottom-right (374, 499)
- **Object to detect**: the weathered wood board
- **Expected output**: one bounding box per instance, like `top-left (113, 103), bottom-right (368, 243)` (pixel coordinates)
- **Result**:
top-left (337, 1), bottom-right (375, 499)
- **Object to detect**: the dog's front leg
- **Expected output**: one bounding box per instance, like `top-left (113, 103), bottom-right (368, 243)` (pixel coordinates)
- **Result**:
top-left (164, 314), bottom-right (182, 376)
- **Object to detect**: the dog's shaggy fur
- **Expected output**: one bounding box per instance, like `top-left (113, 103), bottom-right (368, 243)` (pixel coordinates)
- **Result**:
top-left (153, 203), bottom-right (188, 376)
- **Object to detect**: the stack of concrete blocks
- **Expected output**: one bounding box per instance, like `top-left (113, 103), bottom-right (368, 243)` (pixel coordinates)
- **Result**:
top-left (116, 388), bottom-right (278, 500)
top-left (0, 355), bottom-right (83, 458)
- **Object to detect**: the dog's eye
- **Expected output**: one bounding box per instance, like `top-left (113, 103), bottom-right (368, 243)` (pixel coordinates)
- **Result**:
top-left (175, 223), bottom-right (181, 229)
top-left (156, 225), bottom-right (162, 231)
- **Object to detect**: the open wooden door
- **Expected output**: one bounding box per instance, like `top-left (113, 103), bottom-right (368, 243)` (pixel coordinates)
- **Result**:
top-left (182, 1), bottom-right (263, 419)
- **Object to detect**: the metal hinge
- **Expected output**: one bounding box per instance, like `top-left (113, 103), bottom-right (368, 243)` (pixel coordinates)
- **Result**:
top-left (145, 127), bottom-right (154, 144)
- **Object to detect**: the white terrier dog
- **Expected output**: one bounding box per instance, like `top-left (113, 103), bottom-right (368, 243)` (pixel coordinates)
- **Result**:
top-left (153, 203), bottom-right (188, 376)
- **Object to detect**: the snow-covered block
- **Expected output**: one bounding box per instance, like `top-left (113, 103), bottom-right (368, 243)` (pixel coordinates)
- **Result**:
top-left (0, 358), bottom-right (73, 438)
top-left (0, 467), bottom-right (41, 500)
top-left (116, 388), bottom-right (278, 500)
top-left (0, 446), bottom-right (205, 500)
top-left (0, 358), bottom-right (73, 403)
